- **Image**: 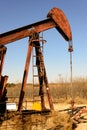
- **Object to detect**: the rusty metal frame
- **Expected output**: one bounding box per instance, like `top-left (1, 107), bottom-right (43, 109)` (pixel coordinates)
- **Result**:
top-left (0, 7), bottom-right (73, 112)
top-left (18, 41), bottom-right (33, 111)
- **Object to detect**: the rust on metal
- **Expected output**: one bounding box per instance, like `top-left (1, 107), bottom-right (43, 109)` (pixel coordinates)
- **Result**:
top-left (47, 7), bottom-right (72, 41)
top-left (0, 46), bottom-right (8, 113)
top-left (0, 19), bottom-right (56, 45)
top-left (0, 46), bottom-right (7, 79)
top-left (0, 7), bottom-right (72, 46)
top-left (0, 75), bottom-right (8, 99)
top-left (18, 41), bottom-right (33, 111)
top-left (0, 7), bottom-right (73, 112)
top-left (31, 33), bottom-right (54, 110)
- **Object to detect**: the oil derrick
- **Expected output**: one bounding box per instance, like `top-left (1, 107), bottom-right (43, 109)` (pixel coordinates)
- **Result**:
top-left (0, 46), bottom-right (8, 114)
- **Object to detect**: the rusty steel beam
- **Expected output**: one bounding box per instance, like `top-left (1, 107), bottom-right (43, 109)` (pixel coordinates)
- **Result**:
top-left (0, 75), bottom-right (8, 100)
top-left (33, 33), bottom-right (54, 110)
top-left (18, 41), bottom-right (33, 111)
top-left (0, 7), bottom-right (72, 46)
top-left (0, 46), bottom-right (7, 81)
top-left (0, 19), bottom-right (55, 45)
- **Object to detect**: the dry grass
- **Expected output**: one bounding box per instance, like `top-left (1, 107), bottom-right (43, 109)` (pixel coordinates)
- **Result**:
top-left (6, 78), bottom-right (87, 105)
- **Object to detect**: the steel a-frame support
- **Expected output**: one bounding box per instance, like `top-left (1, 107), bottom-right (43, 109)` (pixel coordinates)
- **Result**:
top-left (18, 40), bottom-right (33, 111)
top-left (18, 33), bottom-right (54, 111)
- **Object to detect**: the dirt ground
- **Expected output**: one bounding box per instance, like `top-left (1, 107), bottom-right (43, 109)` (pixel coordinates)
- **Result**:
top-left (0, 110), bottom-right (72, 130)
top-left (21, 101), bottom-right (87, 130)
top-left (75, 123), bottom-right (87, 130)
top-left (0, 102), bottom-right (87, 130)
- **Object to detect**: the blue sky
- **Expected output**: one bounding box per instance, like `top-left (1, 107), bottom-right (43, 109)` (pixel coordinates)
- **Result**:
top-left (0, 0), bottom-right (87, 83)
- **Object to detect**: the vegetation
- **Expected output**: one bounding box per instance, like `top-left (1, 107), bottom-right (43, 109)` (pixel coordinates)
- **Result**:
top-left (6, 77), bottom-right (87, 104)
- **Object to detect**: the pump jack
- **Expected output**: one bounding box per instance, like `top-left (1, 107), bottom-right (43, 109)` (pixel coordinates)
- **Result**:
top-left (0, 7), bottom-right (73, 112)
